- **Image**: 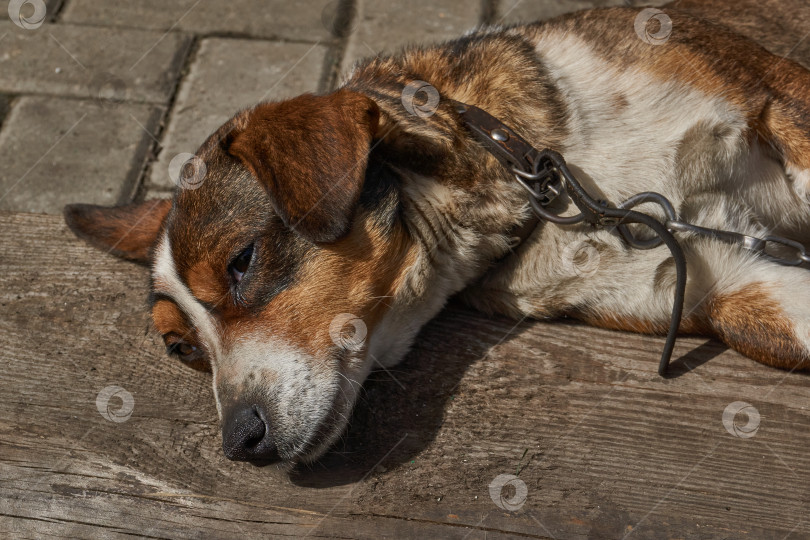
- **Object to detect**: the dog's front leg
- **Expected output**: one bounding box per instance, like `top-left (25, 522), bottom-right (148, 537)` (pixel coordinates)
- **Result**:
top-left (699, 252), bottom-right (810, 370)
top-left (585, 242), bottom-right (810, 371)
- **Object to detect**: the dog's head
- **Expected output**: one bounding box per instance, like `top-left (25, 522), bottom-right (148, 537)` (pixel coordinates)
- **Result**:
top-left (65, 89), bottom-right (439, 464)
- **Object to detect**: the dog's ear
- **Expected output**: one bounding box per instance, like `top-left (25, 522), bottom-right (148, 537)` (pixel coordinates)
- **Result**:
top-left (228, 89), bottom-right (380, 243)
top-left (63, 199), bottom-right (172, 264)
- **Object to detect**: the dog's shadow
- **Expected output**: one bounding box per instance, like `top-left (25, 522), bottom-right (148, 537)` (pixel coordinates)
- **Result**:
top-left (289, 299), bottom-right (530, 488)
top-left (288, 307), bottom-right (761, 486)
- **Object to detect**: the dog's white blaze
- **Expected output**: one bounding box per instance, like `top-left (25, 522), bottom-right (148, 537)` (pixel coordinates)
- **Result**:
top-left (154, 232), bottom-right (229, 417)
top-left (153, 232), bottom-right (223, 362)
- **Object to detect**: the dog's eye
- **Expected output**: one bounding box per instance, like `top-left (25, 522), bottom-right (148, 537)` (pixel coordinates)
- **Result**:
top-left (166, 339), bottom-right (204, 364)
top-left (175, 342), bottom-right (196, 356)
top-left (228, 244), bottom-right (254, 283)
top-left (162, 333), bottom-right (208, 371)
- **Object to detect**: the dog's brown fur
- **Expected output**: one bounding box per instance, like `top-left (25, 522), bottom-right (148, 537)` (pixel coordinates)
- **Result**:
top-left (229, 90), bottom-right (381, 243)
top-left (65, 0), bottom-right (810, 464)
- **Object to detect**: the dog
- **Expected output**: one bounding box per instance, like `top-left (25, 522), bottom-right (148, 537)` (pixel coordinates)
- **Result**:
top-left (65, 0), bottom-right (810, 465)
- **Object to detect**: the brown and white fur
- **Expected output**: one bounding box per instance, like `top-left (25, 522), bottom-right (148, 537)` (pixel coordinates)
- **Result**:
top-left (65, 0), bottom-right (810, 464)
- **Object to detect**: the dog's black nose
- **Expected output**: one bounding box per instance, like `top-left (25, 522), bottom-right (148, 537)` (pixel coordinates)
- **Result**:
top-left (222, 405), bottom-right (279, 462)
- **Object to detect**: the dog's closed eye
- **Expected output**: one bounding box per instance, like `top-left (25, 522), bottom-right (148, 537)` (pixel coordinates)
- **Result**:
top-left (228, 244), bottom-right (254, 284)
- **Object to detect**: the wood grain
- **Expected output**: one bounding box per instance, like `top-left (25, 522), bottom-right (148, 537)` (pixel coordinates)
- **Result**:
top-left (2, 212), bottom-right (810, 538)
top-left (5, 3), bottom-right (810, 536)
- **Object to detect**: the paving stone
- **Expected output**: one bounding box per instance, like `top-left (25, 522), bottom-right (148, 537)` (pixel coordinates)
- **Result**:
top-left (0, 21), bottom-right (191, 103)
top-left (342, 0), bottom-right (483, 69)
top-left (148, 38), bottom-right (326, 190)
top-left (0, 96), bottom-right (163, 214)
top-left (62, 0), bottom-right (335, 42)
top-left (497, 0), bottom-right (670, 25)
top-left (143, 189), bottom-right (173, 200)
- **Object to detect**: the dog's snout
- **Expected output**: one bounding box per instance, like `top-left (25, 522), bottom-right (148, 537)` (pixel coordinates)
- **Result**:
top-left (222, 405), bottom-right (279, 463)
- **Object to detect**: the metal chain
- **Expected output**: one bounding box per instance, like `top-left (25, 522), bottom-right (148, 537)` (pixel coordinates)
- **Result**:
top-left (512, 152), bottom-right (810, 269)
top-left (666, 221), bottom-right (810, 268)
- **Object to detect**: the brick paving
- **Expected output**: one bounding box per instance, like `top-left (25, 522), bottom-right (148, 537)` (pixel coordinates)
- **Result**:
top-left (0, 97), bottom-right (161, 212)
top-left (0, 0), bottom-right (662, 214)
top-left (341, 0), bottom-right (482, 68)
top-left (146, 39), bottom-right (327, 194)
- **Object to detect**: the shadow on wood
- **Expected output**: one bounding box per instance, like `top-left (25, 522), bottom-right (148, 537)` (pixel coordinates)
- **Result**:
top-left (665, 338), bottom-right (728, 377)
top-left (291, 306), bottom-right (532, 488)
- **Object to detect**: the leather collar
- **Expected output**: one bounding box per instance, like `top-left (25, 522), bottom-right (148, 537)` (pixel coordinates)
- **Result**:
top-left (452, 100), bottom-right (542, 250)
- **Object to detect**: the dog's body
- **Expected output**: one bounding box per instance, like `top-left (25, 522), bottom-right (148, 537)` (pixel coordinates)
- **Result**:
top-left (66, 1), bottom-right (810, 464)
top-left (344, 3), bottom-right (810, 368)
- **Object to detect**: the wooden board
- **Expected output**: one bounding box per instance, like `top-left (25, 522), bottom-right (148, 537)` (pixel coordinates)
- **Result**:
top-left (2, 211), bottom-right (810, 539)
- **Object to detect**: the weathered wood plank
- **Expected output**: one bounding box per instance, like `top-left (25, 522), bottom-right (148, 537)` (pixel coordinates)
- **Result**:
top-left (2, 212), bottom-right (810, 539)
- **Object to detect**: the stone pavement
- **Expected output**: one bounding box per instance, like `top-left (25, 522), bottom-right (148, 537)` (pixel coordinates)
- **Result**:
top-left (0, 0), bottom-right (663, 214)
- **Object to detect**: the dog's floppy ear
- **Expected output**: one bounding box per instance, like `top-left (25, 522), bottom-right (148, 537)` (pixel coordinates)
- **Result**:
top-left (228, 89), bottom-right (380, 243)
top-left (63, 199), bottom-right (172, 264)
